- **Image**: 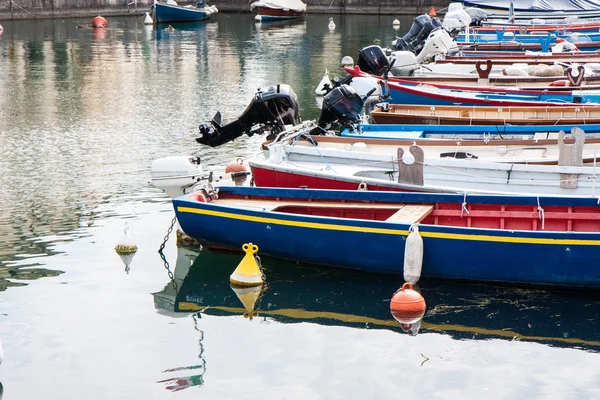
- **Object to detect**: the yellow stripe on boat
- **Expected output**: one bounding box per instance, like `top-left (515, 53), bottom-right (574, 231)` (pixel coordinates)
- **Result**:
top-left (177, 206), bottom-right (600, 246)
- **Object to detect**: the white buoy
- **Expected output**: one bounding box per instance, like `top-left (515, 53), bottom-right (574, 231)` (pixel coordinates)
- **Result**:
top-left (144, 12), bottom-right (153, 25)
top-left (315, 69), bottom-right (332, 96)
top-left (328, 17), bottom-right (336, 31)
top-left (403, 225), bottom-right (423, 284)
top-left (340, 55), bottom-right (354, 68)
top-left (393, 18), bottom-right (400, 27)
top-left (255, 14), bottom-right (262, 22)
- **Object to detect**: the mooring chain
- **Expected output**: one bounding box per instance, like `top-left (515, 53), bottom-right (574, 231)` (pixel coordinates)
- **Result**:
top-left (159, 216), bottom-right (178, 252)
top-left (255, 254), bottom-right (267, 283)
top-left (158, 215), bottom-right (178, 291)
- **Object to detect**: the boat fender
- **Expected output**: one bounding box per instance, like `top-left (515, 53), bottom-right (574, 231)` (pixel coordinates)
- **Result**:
top-left (225, 157), bottom-right (249, 173)
top-left (403, 224), bottom-right (423, 285)
top-left (549, 79), bottom-right (569, 87)
top-left (502, 66), bottom-right (528, 76)
top-left (189, 191), bottom-right (207, 202)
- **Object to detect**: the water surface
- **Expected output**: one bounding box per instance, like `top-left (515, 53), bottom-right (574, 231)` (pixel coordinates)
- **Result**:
top-left (1, 13), bottom-right (599, 399)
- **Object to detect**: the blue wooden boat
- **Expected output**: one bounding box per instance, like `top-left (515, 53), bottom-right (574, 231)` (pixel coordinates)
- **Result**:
top-left (456, 31), bottom-right (600, 44)
top-left (151, 0), bottom-right (216, 23)
top-left (173, 186), bottom-right (600, 287)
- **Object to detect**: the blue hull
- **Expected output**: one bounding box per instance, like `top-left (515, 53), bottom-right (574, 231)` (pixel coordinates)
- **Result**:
top-left (152, 2), bottom-right (209, 23)
top-left (387, 83), bottom-right (600, 106)
top-left (173, 187), bottom-right (600, 287)
top-left (341, 122), bottom-right (600, 139)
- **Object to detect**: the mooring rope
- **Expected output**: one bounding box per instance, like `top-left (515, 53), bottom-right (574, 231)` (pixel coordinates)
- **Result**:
top-left (537, 196), bottom-right (545, 230)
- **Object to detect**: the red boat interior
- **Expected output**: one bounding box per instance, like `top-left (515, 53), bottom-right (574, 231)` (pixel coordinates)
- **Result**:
top-left (201, 194), bottom-right (600, 233)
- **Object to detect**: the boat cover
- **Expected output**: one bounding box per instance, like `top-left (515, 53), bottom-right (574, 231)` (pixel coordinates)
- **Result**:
top-left (250, 0), bottom-right (307, 12)
top-left (462, 0), bottom-right (600, 11)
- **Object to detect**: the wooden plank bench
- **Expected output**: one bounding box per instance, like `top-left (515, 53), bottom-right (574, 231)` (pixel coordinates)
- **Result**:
top-left (385, 204), bottom-right (435, 224)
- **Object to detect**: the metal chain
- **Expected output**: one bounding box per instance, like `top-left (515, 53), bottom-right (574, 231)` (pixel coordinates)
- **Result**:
top-left (158, 215), bottom-right (178, 291)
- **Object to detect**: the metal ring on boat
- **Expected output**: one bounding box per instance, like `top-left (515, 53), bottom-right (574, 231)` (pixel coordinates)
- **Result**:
top-left (358, 182), bottom-right (368, 191)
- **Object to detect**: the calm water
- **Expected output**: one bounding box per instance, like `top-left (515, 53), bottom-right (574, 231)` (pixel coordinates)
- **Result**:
top-left (1, 13), bottom-right (600, 399)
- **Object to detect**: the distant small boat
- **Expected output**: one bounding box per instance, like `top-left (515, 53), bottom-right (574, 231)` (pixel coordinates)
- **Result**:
top-left (151, 0), bottom-right (218, 23)
top-left (251, 0), bottom-right (306, 22)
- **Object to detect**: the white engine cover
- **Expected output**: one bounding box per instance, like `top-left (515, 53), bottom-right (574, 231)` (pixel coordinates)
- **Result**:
top-left (388, 51), bottom-right (419, 76)
top-left (349, 76), bottom-right (382, 102)
top-left (151, 156), bottom-right (203, 199)
top-left (443, 7), bottom-right (472, 31)
top-left (416, 29), bottom-right (457, 63)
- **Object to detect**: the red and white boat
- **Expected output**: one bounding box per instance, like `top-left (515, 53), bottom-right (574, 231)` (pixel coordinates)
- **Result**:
top-left (249, 127), bottom-right (600, 197)
top-left (250, 0), bottom-right (306, 22)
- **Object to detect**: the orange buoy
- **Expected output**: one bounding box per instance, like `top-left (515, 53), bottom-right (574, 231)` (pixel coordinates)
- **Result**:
top-left (92, 16), bottom-right (107, 28)
top-left (225, 157), bottom-right (249, 174)
top-left (390, 282), bottom-right (426, 325)
top-left (428, 6), bottom-right (436, 17)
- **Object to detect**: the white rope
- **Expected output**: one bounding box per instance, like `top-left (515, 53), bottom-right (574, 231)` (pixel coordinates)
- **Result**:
top-left (537, 196), bottom-right (545, 230)
top-left (408, 222), bottom-right (419, 233)
top-left (461, 192), bottom-right (470, 218)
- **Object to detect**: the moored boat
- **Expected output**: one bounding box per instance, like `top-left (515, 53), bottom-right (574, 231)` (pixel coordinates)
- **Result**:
top-left (250, 127), bottom-right (600, 198)
top-left (380, 80), bottom-right (600, 107)
top-left (250, 0), bottom-right (306, 22)
top-left (173, 186), bottom-right (600, 287)
top-left (151, 0), bottom-right (218, 23)
top-left (369, 104), bottom-right (600, 126)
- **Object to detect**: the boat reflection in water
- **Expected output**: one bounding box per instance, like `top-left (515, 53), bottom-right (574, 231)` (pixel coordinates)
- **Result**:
top-left (155, 245), bottom-right (600, 349)
top-left (153, 244), bottom-right (600, 390)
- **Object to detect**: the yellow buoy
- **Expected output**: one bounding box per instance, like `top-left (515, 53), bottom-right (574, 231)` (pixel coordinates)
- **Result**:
top-left (230, 243), bottom-right (264, 287)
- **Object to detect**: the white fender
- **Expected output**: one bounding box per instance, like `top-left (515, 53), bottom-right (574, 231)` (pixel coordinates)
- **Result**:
top-left (403, 225), bottom-right (423, 284)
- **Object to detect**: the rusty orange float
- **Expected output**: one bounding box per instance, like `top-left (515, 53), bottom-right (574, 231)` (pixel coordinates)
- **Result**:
top-left (390, 282), bottom-right (426, 325)
top-left (92, 16), bottom-right (107, 28)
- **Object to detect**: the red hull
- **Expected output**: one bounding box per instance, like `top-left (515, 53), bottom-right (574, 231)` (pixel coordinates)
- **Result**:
top-left (254, 6), bottom-right (304, 17)
top-left (250, 165), bottom-right (426, 193)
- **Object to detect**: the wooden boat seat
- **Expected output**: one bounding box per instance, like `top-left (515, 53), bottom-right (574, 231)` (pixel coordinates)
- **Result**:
top-left (385, 204), bottom-right (435, 224)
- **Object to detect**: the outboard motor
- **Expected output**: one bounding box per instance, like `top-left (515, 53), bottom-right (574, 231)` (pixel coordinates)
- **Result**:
top-left (196, 84), bottom-right (300, 147)
top-left (357, 45), bottom-right (391, 76)
top-left (392, 14), bottom-right (443, 54)
top-left (311, 84), bottom-right (366, 134)
top-left (443, 3), bottom-right (472, 36)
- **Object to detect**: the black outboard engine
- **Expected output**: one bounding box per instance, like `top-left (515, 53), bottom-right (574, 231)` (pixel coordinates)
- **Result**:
top-left (196, 84), bottom-right (300, 147)
top-left (311, 84), bottom-right (365, 134)
top-left (392, 14), bottom-right (443, 53)
top-left (357, 45), bottom-right (391, 76)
